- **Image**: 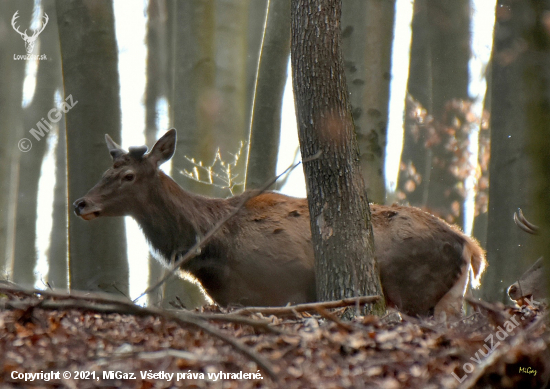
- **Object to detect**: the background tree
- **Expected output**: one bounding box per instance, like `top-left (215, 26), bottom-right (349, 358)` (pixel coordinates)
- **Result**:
top-left (13, 0), bottom-right (61, 286)
top-left (291, 0), bottom-right (385, 313)
top-left (56, 0), bottom-right (128, 295)
top-left (341, 0), bottom-right (395, 204)
top-left (397, 0), bottom-right (472, 227)
top-left (0, 0), bottom-right (31, 277)
top-left (246, 0), bottom-right (290, 189)
top-left (523, 0), bottom-right (550, 300)
top-left (482, 0), bottom-right (536, 302)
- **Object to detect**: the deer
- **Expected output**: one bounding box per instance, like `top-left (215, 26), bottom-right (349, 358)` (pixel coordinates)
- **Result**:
top-left (507, 209), bottom-right (547, 307)
top-left (73, 129), bottom-right (486, 317)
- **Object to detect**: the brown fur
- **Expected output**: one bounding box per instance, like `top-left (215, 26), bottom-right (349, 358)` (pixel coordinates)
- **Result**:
top-left (74, 130), bottom-right (486, 316)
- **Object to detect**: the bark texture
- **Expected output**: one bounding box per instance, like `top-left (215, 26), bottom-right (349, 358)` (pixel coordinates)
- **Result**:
top-left (56, 0), bottom-right (128, 294)
top-left (291, 0), bottom-right (385, 313)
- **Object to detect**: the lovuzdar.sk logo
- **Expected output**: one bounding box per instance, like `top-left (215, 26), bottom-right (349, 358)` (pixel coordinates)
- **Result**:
top-left (11, 10), bottom-right (48, 60)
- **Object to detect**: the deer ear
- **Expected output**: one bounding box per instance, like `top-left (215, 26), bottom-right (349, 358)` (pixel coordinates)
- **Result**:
top-left (105, 134), bottom-right (126, 160)
top-left (148, 128), bottom-right (176, 167)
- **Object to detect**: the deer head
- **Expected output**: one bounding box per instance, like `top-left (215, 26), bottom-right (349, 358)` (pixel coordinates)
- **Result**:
top-left (73, 129), bottom-right (176, 220)
top-left (12, 11), bottom-right (49, 54)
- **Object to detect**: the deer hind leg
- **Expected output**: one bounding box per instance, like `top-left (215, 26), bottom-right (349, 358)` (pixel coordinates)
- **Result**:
top-left (434, 262), bottom-right (470, 320)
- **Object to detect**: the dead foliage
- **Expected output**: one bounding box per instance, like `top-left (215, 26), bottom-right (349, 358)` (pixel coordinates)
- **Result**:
top-left (0, 283), bottom-right (548, 389)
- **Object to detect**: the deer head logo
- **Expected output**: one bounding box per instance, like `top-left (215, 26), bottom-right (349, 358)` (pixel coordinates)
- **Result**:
top-left (11, 11), bottom-right (49, 54)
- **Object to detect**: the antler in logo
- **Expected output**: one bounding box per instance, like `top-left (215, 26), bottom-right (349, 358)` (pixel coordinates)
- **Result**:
top-left (11, 11), bottom-right (49, 54)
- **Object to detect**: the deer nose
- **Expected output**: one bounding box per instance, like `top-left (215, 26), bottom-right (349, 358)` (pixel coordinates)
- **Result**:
top-left (73, 198), bottom-right (87, 216)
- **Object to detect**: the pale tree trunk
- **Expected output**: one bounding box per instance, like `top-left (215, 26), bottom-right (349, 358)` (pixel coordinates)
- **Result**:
top-left (424, 0), bottom-right (470, 226)
top-left (244, 0), bottom-right (268, 135)
top-left (341, 0), bottom-right (395, 204)
top-left (523, 0), bottom-right (550, 300)
top-left (170, 0), bottom-right (218, 196)
top-left (213, 0), bottom-right (251, 195)
top-left (56, 0), bottom-right (128, 295)
top-left (13, 0), bottom-right (61, 286)
top-left (483, 0), bottom-right (535, 302)
top-left (47, 122), bottom-right (68, 289)
top-left (0, 1), bottom-right (31, 278)
top-left (246, 0), bottom-right (290, 190)
top-left (291, 0), bottom-right (385, 315)
top-left (145, 0), bottom-right (169, 306)
top-left (166, 1), bottom-right (216, 307)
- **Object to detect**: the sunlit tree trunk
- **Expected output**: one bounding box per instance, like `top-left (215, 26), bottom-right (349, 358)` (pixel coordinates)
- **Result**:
top-left (0, 1), bottom-right (30, 278)
top-left (13, 0), bottom-right (61, 286)
top-left (47, 123), bottom-right (67, 289)
top-left (56, 0), bottom-right (128, 295)
top-left (246, 0), bottom-right (290, 189)
top-left (291, 0), bottom-right (385, 314)
top-left (341, 0), bottom-right (395, 204)
top-left (483, 0), bottom-right (536, 302)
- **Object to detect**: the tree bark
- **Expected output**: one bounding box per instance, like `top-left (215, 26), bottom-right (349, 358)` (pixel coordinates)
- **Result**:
top-left (341, 0), bottom-right (395, 204)
top-left (56, 0), bottom-right (128, 295)
top-left (483, 0), bottom-right (536, 302)
top-left (13, 0), bottom-right (61, 286)
top-left (291, 0), bottom-right (385, 314)
top-left (246, 0), bottom-right (290, 190)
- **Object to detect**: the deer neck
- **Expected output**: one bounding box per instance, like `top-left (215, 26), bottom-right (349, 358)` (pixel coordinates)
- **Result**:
top-left (133, 171), bottom-right (221, 261)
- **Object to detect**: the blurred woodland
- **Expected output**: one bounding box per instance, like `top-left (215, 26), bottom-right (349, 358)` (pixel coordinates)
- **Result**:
top-left (0, 0), bottom-right (548, 310)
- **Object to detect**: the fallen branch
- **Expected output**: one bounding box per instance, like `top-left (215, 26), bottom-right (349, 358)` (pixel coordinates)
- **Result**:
top-left (0, 284), bottom-right (277, 380)
top-left (232, 295), bottom-right (380, 316)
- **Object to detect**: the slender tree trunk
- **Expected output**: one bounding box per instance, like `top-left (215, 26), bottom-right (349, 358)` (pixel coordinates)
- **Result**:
top-left (0, 1), bottom-right (31, 277)
top-left (483, 0), bottom-right (535, 302)
top-left (170, 0), bottom-right (217, 196)
top-left (56, 0), bottom-right (128, 295)
top-left (524, 0), bottom-right (550, 298)
top-left (244, 0), bottom-right (269, 136)
top-left (246, 0), bottom-right (290, 189)
top-left (341, 0), bottom-right (395, 204)
top-left (13, 0), bottom-right (61, 286)
top-left (291, 0), bottom-right (385, 314)
top-left (213, 0), bottom-right (251, 194)
top-left (47, 122), bottom-right (68, 289)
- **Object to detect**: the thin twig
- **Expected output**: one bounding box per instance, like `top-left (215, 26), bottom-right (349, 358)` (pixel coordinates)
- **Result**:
top-left (314, 306), bottom-right (353, 331)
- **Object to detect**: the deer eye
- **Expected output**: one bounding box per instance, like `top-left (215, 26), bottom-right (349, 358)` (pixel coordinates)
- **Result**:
top-left (123, 172), bottom-right (135, 182)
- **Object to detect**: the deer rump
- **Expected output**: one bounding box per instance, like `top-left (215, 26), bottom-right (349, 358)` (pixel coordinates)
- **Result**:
top-left (183, 193), bottom-right (485, 317)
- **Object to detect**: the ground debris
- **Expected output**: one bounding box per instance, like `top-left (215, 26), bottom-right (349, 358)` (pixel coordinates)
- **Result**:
top-left (0, 286), bottom-right (548, 388)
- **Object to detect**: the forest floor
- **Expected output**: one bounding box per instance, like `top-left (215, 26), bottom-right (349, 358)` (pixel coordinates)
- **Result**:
top-left (0, 281), bottom-right (548, 389)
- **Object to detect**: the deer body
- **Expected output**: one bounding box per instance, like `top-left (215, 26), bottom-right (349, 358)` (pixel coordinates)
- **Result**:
top-left (74, 129), bottom-right (486, 316)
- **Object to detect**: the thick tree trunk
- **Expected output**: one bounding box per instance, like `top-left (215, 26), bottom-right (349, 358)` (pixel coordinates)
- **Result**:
top-left (483, 0), bottom-right (536, 302)
top-left (56, 0), bottom-right (128, 294)
top-left (291, 0), bottom-right (385, 314)
top-left (341, 0), bottom-right (395, 204)
top-left (13, 0), bottom-right (61, 286)
top-left (246, 0), bottom-right (290, 190)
